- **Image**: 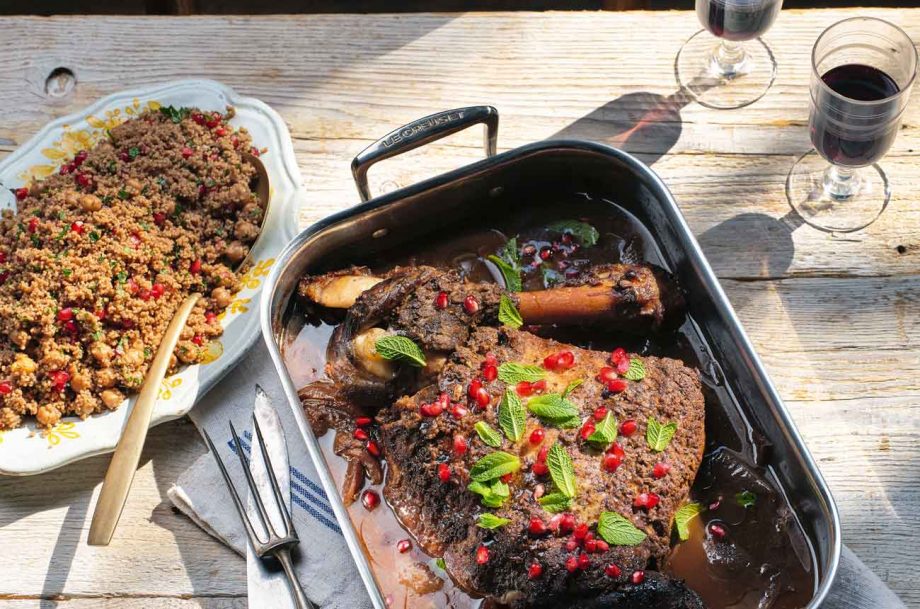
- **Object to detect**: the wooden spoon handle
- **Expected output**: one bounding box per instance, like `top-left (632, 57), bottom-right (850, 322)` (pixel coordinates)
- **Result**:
top-left (88, 293), bottom-right (201, 546)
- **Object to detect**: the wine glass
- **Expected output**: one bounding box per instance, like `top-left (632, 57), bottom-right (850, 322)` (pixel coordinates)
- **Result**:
top-left (787, 17), bottom-right (917, 233)
top-left (676, 0), bottom-right (782, 110)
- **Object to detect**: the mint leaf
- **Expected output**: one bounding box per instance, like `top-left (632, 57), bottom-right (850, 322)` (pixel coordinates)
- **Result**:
top-left (526, 393), bottom-right (580, 428)
top-left (488, 255), bottom-right (522, 292)
top-left (562, 378), bottom-right (583, 398)
top-left (435, 557), bottom-right (447, 570)
top-left (497, 362), bottom-right (545, 384)
top-left (477, 513), bottom-right (511, 530)
top-left (470, 451), bottom-right (521, 482)
top-left (646, 417), bottom-right (678, 452)
top-left (538, 492), bottom-right (572, 513)
top-left (375, 335), bottom-right (426, 367)
top-left (735, 491), bottom-right (757, 509)
top-left (547, 220), bottom-right (599, 247)
top-left (597, 512), bottom-right (647, 546)
top-left (498, 294), bottom-right (523, 329)
top-left (546, 444), bottom-right (577, 498)
top-left (587, 411), bottom-right (618, 448)
top-left (624, 358), bottom-right (646, 381)
top-left (468, 479), bottom-right (510, 508)
top-left (499, 237), bottom-right (520, 267)
top-left (498, 390), bottom-right (526, 442)
top-left (674, 502), bottom-right (704, 541)
top-left (474, 421), bottom-right (503, 448)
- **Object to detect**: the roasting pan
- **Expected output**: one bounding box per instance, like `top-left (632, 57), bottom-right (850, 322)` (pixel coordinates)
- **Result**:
top-left (260, 106), bottom-right (841, 609)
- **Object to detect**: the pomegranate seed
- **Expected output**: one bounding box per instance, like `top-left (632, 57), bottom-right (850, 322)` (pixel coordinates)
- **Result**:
top-left (0, 271), bottom-right (9, 285)
top-left (532, 379), bottom-right (547, 393)
top-left (482, 364), bottom-right (498, 382)
top-left (191, 113), bottom-right (206, 125)
top-left (605, 563), bottom-right (622, 578)
top-left (548, 514), bottom-right (564, 533)
top-left (611, 347), bottom-right (627, 365)
top-left (539, 247), bottom-right (553, 261)
top-left (500, 472), bottom-right (513, 484)
top-left (463, 295), bottom-right (480, 314)
top-left (361, 490), bottom-right (380, 511)
top-left (181, 146), bottom-right (194, 159)
top-left (598, 369), bottom-right (619, 388)
top-left (529, 428), bottom-right (545, 445)
top-left (709, 499), bottom-right (722, 511)
top-left (231, 135), bottom-right (240, 149)
top-left (206, 115), bottom-right (221, 129)
top-left (205, 311), bottom-right (218, 324)
top-left (435, 291), bottom-right (449, 309)
top-left (476, 545), bottom-right (489, 565)
top-left (189, 259), bottom-right (202, 275)
top-left (27, 218), bottom-right (38, 233)
top-left (60, 162), bottom-right (75, 174)
top-left (366, 440), bottom-right (381, 457)
top-left (616, 358), bottom-right (631, 375)
top-left (468, 379), bottom-right (482, 399)
top-left (608, 443), bottom-right (625, 459)
top-left (528, 518), bottom-right (547, 536)
top-left (573, 523), bottom-right (589, 540)
top-left (534, 483), bottom-right (545, 499)
top-left (420, 402), bottom-right (443, 417)
top-left (537, 445), bottom-right (549, 463)
top-left (516, 381), bottom-right (534, 396)
top-left (438, 463), bottom-right (451, 482)
top-left (73, 150), bottom-right (88, 166)
top-left (450, 403), bottom-right (468, 418)
top-left (528, 563), bottom-right (543, 579)
top-left (453, 435), bottom-right (468, 455)
top-left (50, 370), bottom-right (70, 392)
top-left (560, 513), bottom-right (576, 534)
top-left (565, 539), bottom-right (578, 552)
top-left (151, 283), bottom-right (166, 299)
top-left (584, 539), bottom-right (597, 553)
top-left (14, 187), bottom-right (29, 201)
top-left (0, 252), bottom-right (6, 263)
top-left (354, 428), bottom-right (369, 441)
top-left (593, 406), bottom-right (608, 421)
top-left (483, 353), bottom-right (498, 367)
top-left (619, 420), bottom-right (638, 436)
top-left (709, 523), bottom-right (727, 540)
top-left (153, 212), bottom-right (167, 227)
top-left (603, 453), bottom-right (622, 473)
top-left (653, 463), bottom-right (671, 478)
top-left (57, 307), bottom-right (74, 322)
top-left (355, 416), bottom-right (373, 427)
top-left (396, 539), bottom-right (412, 553)
top-left (557, 351), bottom-right (575, 368)
top-left (94, 309), bottom-right (106, 320)
top-left (75, 172), bottom-right (93, 189)
top-left (198, 184), bottom-right (209, 199)
top-left (633, 492), bottom-right (660, 510)
top-left (606, 379), bottom-right (628, 393)
top-left (122, 319), bottom-right (135, 329)
top-left (473, 387), bottom-right (491, 407)
top-left (215, 127), bottom-right (227, 137)
top-left (191, 335), bottom-right (204, 346)
top-left (250, 146), bottom-right (261, 157)
top-left (565, 556), bottom-right (579, 573)
top-left (578, 553), bottom-right (590, 570)
top-left (139, 288), bottom-right (154, 301)
top-left (579, 420), bottom-right (596, 441)
top-left (631, 571), bottom-right (646, 585)
top-left (596, 540), bottom-right (610, 553)
top-left (532, 461), bottom-right (549, 475)
top-left (0, 381), bottom-right (11, 395)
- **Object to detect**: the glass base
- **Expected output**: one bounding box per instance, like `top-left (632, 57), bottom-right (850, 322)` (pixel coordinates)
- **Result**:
top-left (675, 30), bottom-right (777, 110)
top-left (786, 149), bottom-right (891, 233)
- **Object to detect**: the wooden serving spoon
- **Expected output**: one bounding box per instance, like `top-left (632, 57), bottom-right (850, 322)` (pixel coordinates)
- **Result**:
top-left (88, 153), bottom-right (270, 546)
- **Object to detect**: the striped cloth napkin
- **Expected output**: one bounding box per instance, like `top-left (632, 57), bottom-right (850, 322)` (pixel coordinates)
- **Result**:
top-left (167, 340), bottom-right (905, 609)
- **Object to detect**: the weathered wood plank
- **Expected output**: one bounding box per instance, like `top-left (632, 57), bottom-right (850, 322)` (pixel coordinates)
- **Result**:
top-left (0, 599), bottom-right (245, 608)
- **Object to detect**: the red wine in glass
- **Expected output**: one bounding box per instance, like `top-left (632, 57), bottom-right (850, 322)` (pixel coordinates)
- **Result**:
top-left (697, 0), bottom-right (783, 42)
top-left (811, 64), bottom-right (901, 167)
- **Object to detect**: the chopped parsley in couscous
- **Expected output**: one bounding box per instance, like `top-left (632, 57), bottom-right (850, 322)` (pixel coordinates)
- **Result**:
top-left (0, 106), bottom-right (264, 430)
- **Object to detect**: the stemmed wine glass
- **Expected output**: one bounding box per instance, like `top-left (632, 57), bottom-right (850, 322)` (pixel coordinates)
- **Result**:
top-left (676, 0), bottom-right (783, 109)
top-left (787, 17), bottom-right (917, 233)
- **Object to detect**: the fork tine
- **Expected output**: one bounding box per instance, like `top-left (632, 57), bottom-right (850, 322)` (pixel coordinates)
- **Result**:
top-left (252, 412), bottom-right (295, 537)
top-left (229, 420), bottom-right (278, 539)
top-left (201, 428), bottom-right (264, 548)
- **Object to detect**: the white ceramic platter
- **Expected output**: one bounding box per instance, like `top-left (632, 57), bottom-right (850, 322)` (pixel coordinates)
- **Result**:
top-left (0, 80), bottom-right (302, 475)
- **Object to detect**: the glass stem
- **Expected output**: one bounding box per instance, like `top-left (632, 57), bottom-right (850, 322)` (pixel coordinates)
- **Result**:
top-left (823, 165), bottom-right (861, 200)
top-left (711, 40), bottom-right (748, 79)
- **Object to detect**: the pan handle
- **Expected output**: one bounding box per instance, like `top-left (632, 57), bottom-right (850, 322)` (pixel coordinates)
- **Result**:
top-left (351, 106), bottom-right (499, 202)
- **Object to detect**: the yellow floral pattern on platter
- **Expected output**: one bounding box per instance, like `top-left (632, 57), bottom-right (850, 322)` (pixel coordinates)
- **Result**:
top-left (17, 98), bottom-right (162, 183)
top-left (46, 421), bottom-right (80, 446)
top-left (158, 376), bottom-right (183, 401)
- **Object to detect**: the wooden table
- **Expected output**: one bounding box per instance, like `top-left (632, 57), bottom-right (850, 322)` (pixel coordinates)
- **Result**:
top-left (0, 9), bottom-right (918, 608)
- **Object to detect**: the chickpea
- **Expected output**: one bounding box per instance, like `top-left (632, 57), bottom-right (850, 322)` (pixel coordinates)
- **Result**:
top-left (224, 241), bottom-right (247, 264)
top-left (96, 368), bottom-right (117, 388)
top-left (80, 194), bottom-right (102, 212)
top-left (41, 350), bottom-right (68, 369)
top-left (120, 348), bottom-right (145, 367)
top-left (100, 389), bottom-right (124, 409)
top-left (36, 405), bottom-right (61, 427)
top-left (90, 342), bottom-right (114, 365)
top-left (10, 353), bottom-right (37, 376)
top-left (211, 286), bottom-right (232, 309)
top-left (229, 181), bottom-right (249, 202)
top-left (63, 190), bottom-right (80, 206)
top-left (9, 330), bottom-right (29, 350)
top-left (234, 219), bottom-right (260, 242)
top-left (125, 178), bottom-right (142, 194)
top-left (70, 372), bottom-right (91, 392)
top-left (175, 341), bottom-right (200, 364)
